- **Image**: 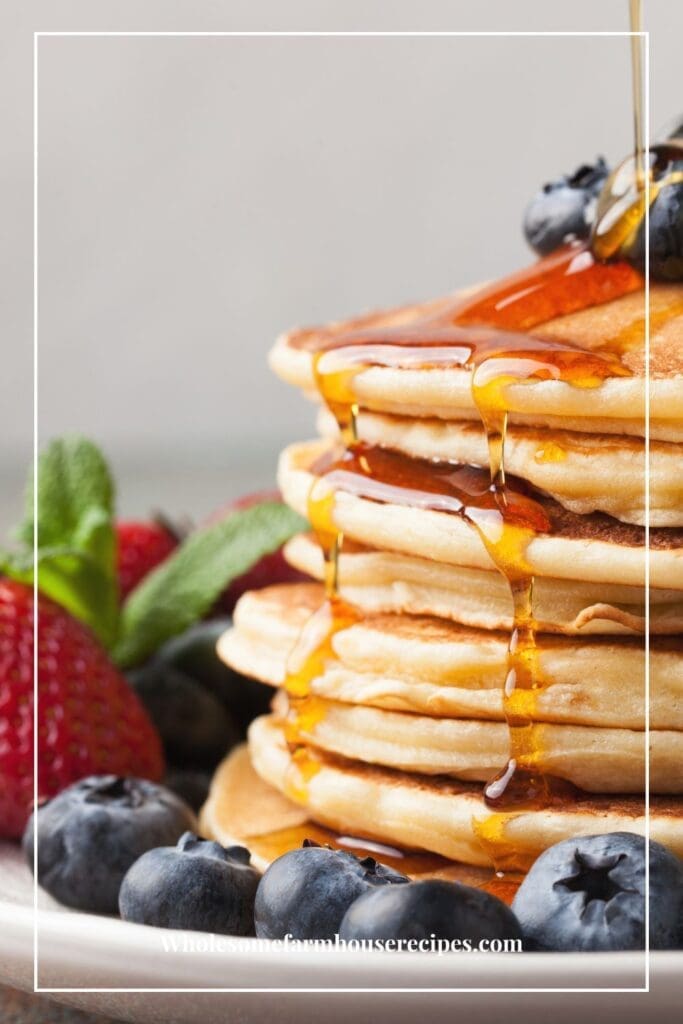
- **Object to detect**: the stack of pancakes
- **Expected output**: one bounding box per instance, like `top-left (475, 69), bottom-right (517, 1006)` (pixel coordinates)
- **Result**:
top-left (214, 276), bottom-right (683, 872)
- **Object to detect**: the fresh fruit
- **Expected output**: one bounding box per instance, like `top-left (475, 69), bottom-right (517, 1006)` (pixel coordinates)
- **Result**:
top-left (2, 436), bottom-right (305, 670)
top-left (339, 879), bottom-right (522, 946)
top-left (591, 139), bottom-right (683, 281)
top-left (523, 158), bottom-right (609, 256)
top-left (119, 831), bottom-right (260, 934)
top-left (162, 769), bottom-right (212, 814)
top-left (116, 519), bottom-right (179, 600)
top-left (127, 662), bottom-right (240, 770)
top-left (626, 145), bottom-right (683, 281)
top-left (1, 437), bottom-right (303, 832)
top-left (512, 832), bottom-right (683, 951)
top-left (0, 579), bottom-right (165, 839)
top-left (152, 618), bottom-right (272, 731)
top-left (643, 178), bottom-right (683, 280)
top-left (205, 491), bottom-right (307, 615)
top-left (23, 775), bottom-right (195, 913)
top-left (254, 841), bottom-right (408, 940)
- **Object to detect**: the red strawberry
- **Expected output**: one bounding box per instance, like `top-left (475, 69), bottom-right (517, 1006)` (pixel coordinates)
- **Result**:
top-left (116, 520), bottom-right (179, 599)
top-left (0, 579), bottom-right (164, 839)
top-left (205, 491), bottom-right (307, 614)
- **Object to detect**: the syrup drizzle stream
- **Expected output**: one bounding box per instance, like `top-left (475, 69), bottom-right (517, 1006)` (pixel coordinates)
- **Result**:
top-left (591, 1), bottom-right (683, 264)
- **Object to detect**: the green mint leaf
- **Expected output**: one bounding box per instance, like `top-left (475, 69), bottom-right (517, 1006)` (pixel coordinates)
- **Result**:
top-left (13, 436), bottom-right (118, 647)
top-left (1, 545), bottom-right (118, 647)
top-left (113, 501), bottom-right (306, 668)
top-left (19, 436), bottom-right (115, 549)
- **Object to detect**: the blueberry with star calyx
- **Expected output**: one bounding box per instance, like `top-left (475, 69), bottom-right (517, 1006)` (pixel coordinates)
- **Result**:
top-left (254, 841), bottom-right (409, 940)
top-left (523, 157), bottom-right (609, 256)
top-left (23, 775), bottom-right (196, 914)
top-left (512, 832), bottom-right (683, 951)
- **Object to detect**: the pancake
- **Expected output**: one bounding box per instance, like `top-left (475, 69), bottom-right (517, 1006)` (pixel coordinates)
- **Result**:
top-left (284, 533), bottom-right (683, 635)
top-left (266, 691), bottom-right (680, 794)
top-left (270, 283), bottom-right (683, 440)
top-left (219, 583), bottom-right (683, 730)
top-left (200, 744), bottom-right (502, 887)
top-left (317, 407), bottom-right (682, 528)
top-left (278, 441), bottom-right (683, 591)
top-left (247, 714), bottom-right (683, 870)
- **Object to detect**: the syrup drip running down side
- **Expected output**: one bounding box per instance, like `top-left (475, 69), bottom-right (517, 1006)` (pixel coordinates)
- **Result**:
top-left (281, 481), bottom-right (360, 801)
top-left (282, 243), bottom-right (640, 871)
top-left (281, 352), bottom-right (363, 800)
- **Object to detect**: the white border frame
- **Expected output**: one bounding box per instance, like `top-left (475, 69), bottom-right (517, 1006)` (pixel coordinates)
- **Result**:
top-left (32, 28), bottom-right (651, 996)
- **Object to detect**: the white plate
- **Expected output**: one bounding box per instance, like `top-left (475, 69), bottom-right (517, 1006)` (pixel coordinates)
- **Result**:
top-left (1, 841), bottom-right (679, 1023)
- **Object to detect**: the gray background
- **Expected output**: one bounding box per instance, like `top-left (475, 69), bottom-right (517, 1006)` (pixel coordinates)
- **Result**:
top-left (2, 0), bottom-right (681, 536)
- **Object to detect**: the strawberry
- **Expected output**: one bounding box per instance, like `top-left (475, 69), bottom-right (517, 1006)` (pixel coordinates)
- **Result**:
top-left (116, 520), bottom-right (179, 599)
top-left (0, 437), bottom-right (303, 829)
top-left (204, 491), bottom-right (307, 614)
top-left (0, 579), bottom-right (164, 839)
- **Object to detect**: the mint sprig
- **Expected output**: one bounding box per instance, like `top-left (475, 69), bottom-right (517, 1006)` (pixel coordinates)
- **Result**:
top-left (112, 502), bottom-right (304, 668)
top-left (18, 435), bottom-right (115, 550)
top-left (2, 436), bottom-right (306, 664)
top-left (4, 437), bottom-right (118, 645)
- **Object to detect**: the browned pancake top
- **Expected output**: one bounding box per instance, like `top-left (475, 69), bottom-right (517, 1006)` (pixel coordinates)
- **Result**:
top-left (536, 285), bottom-right (683, 379)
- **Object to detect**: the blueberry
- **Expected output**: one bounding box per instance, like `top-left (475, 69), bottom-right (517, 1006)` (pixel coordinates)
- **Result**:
top-left (23, 775), bottom-right (196, 914)
top-left (152, 618), bottom-right (272, 732)
top-left (626, 145), bottom-right (683, 281)
top-left (340, 879), bottom-right (521, 947)
top-left (254, 841), bottom-right (409, 939)
top-left (523, 158), bottom-right (609, 256)
top-left (645, 178), bottom-right (683, 280)
top-left (119, 831), bottom-right (259, 935)
top-left (512, 832), bottom-right (683, 951)
top-left (154, 619), bottom-right (235, 702)
top-left (128, 662), bottom-right (240, 770)
top-left (163, 769), bottom-right (212, 814)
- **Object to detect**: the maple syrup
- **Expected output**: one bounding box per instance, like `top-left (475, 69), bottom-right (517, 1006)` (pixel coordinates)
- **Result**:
top-left (281, 419), bottom-right (360, 799)
top-left (279, 2), bottom-right (653, 871)
top-left (283, 246), bottom-right (643, 863)
top-left (244, 820), bottom-right (522, 903)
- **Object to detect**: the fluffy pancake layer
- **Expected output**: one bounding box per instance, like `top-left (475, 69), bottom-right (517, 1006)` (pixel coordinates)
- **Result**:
top-left (278, 442), bottom-right (683, 591)
top-left (318, 408), bottom-right (682, 527)
top-left (220, 585), bottom-right (681, 794)
top-left (284, 533), bottom-right (683, 636)
top-left (246, 715), bottom-right (683, 870)
top-left (220, 583), bottom-right (682, 731)
top-left (224, 271), bottom-right (683, 874)
top-left (268, 694), bottom-right (680, 794)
